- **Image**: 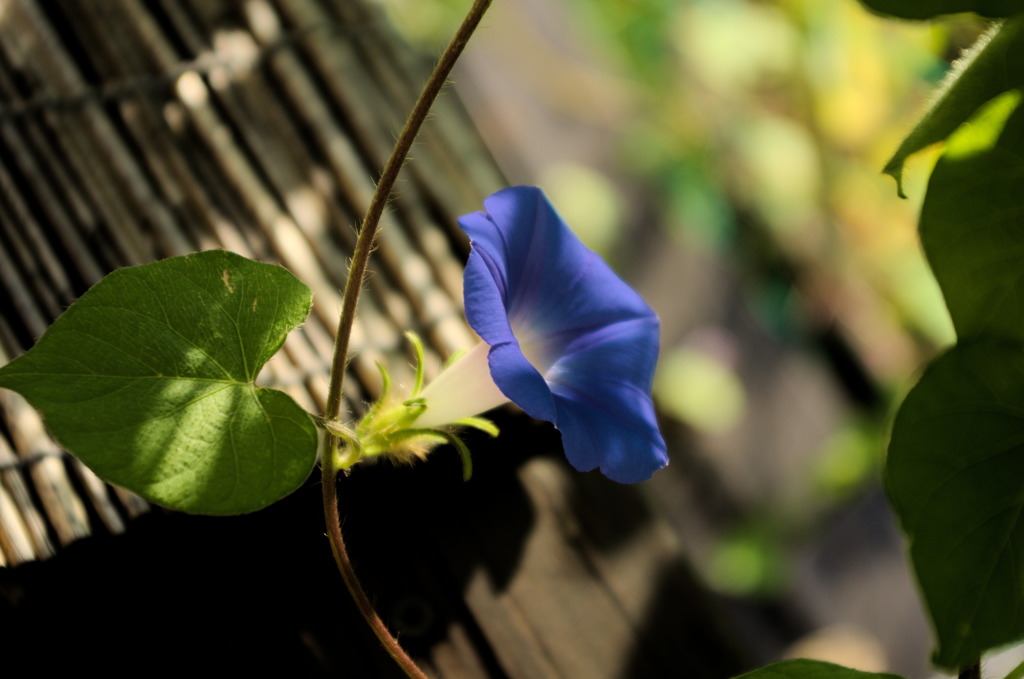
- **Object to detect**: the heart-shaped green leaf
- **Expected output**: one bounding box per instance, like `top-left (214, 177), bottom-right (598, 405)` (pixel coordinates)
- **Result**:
top-left (733, 659), bottom-right (903, 679)
top-left (0, 250), bottom-right (318, 515)
top-left (888, 340), bottom-right (1024, 667)
top-left (920, 89), bottom-right (1024, 343)
top-left (858, 0), bottom-right (1024, 19)
top-left (883, 17), bottom-right (1024, 197)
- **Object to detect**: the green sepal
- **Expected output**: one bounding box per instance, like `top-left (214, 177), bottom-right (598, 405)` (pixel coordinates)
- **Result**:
top-left (442, 348), bottom-right (467, 369)
top-left (405, 331), bottom-right (426, 397)
top-left (339, 333), bottom-right (496, 480)
top-left (450, 416), bottom-right (500, 438)
top-left (370, 427), bottom-right (448, 457)
top-left (375, 360), bottom-right (392, 404)
top-left (442, 431), bottom-right (474, 481)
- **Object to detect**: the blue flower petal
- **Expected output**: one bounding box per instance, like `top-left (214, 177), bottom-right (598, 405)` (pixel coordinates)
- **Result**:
top-left (486, 341), bottom-right (556, 423)
top-left (546, 317), bottom-right (666, 482)
top-left (462, 224), bottom-right (516, 346)
top-left (464, 187), bottom-right (655, 341)
top-left (553, 386), bottom-right (664, 483)
top-left (460, 186), bottom-right (668, 483)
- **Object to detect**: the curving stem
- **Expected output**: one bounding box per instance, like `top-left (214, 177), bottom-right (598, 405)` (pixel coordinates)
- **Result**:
top-left (320, 1), bottom-right (493, 678)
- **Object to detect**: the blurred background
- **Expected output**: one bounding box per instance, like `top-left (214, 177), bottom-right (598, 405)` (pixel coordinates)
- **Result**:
top-left (374, 1), bottom-right (995, 676)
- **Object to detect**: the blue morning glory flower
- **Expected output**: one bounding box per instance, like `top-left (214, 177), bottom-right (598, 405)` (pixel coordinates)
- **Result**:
top-left (417, 186), bottom-right (668, 483)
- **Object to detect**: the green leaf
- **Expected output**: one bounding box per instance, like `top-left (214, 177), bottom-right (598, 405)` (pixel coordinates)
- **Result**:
top-left (858, 0), bottom-right (1024, 19)
top-left (732, 659), bottom-right (904, 679)
top-left (0, 250), bottom-right (317, 515)
top-left (888, 340), bottom-right (1024, 667)
top-left (920, 89), bottom-right (1024, 342)
top-left (883, 17), bottom-right (1024, 197)
top-left (450, 416), bottom-right (500, 438)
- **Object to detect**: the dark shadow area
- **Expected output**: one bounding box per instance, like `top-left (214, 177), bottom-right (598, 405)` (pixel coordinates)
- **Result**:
top-left (0, 406), bottom-right (755, 678)
top-left (0, 409), bottom-right (540, 677)
top-left (333, 410), bottom-right (756, 678)
top-left (563, 431), bottom-right (752, 679)
top-left (616, 557), bottom-right (757, 679)
top-left (331, 408), bottom-right (543, 667)
top-left (0, 484), bottom-right (372, 676)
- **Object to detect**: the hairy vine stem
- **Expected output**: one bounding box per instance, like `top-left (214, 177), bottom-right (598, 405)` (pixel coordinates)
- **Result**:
top-left (320, 2), bottom-right (492, 678)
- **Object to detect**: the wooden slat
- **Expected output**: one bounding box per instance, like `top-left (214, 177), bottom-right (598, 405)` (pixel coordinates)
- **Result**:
top-left (0, 435), bottom-right (49, 562)
top-left (0, 0), bottom-right (479, 566)
top-left (0, 389), bottom-right (90, 547)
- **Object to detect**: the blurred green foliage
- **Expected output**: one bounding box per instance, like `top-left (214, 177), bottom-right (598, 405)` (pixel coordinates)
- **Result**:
top-left (377, 1), bottom-right (970, 493)
top-left (378, 1), bottom-right (1024, 669)
top-left (380, 0), bottom-right (967, 378)
top-left (706, 523), bottom-right (787, 596)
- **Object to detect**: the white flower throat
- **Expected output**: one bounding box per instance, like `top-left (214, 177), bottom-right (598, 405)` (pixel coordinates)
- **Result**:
top-left (414, 323), bottom-right (555, 430)
top-left (414, 341), bottom-right (509, 428)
